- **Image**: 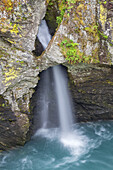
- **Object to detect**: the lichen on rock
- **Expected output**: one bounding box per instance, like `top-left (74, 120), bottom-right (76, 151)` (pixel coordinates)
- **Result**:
top-left (0, 0), bottom-right (47, 151)
top-left (98, 0), bottom-right (113, 63)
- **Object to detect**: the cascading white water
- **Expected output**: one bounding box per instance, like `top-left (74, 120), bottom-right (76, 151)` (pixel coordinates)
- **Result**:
top-left (40, 71), bottom-right (50, 128)
top-left (36, 19), bottom-right (73, 134)
top-left (35, 19), bottom-right (90, 158)
top-left (37, 20), bottom-right (51, 49)
top-left (36, 20), bottom-right (52, 128)
top-left (37, 19), bottom-right (73, 133)
top-left (53, 65), bottom-right (73, 135)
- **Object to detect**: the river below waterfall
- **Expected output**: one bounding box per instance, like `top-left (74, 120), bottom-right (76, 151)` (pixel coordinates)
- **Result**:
top-left (0, 121), bottom-right (113, 170)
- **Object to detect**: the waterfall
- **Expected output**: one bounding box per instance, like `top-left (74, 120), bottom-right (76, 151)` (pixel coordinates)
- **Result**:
top-left (35, 20), bottom-right (89, 157)
top-left (37, 20), bottom-right (51, 49)
top-left (39, 70), bottom-right (50, 128)
top-left (36, 19), bottom-right (73, 134)
top-left (53, 65), bottom-right (73, 135)
top-left (36, 20), bottom-right (52, 128)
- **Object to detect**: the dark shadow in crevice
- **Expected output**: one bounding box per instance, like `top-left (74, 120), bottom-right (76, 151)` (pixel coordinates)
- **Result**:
top-left (32, 37), bottom-right (44, 56)
top-left (45, 0), bottom-right (59, 36)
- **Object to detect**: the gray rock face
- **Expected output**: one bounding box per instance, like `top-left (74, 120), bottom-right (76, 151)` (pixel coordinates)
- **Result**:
top-left (66, 64), bottom-right (113, 122)
top-left (0, 95), bottom-right (30, 151)
top-left (0, 0), bottom-right (47, 151)
top-left (0, 37), bottom-right (39, 151)
top-left (0, 0), bottom-right (46, 52)
top-left (98, 1), bottom-right (113, 64)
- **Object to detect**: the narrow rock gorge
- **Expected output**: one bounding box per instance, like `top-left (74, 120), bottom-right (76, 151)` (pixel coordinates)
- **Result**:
top-left (0, 0), bottom-right (113, 151)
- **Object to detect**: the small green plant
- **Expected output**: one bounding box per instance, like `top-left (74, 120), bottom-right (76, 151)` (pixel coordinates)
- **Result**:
top-left (60, 39), bottom-right (88, 64)
top-left (60, 38), bottom-right (100, 64)
top-left (98, 30), bottom-right (108, 39)
top-left (56, 9), bottom-right (65, 25)
top-left (56, 0), bottom-right (77, 25)
top-left (2, 103), bottom-right (5, 107)
top-left (36, 66), bottom-right (39, 69)
top-left (56, 0), bottom-right (66, 25)
top-left (84, 24), bottom-right (100, 42)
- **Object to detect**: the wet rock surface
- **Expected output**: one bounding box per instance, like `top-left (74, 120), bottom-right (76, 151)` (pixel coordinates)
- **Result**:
top-left (67, 64), bottom-right (113, 122)
top-left (0, 95), bottom-right (30, 151)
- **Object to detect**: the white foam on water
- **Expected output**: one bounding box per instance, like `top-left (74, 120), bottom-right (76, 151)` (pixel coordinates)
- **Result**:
top-left (60, 132), bottom-right (89, 156)
top-left (0, 154), bottom-right (10, 165)
top-left (21, 157), bottom-right (33, 170)
top-left (34, 127), bottom-right (97, 161)
top-left (89, 122), bottom-right (113, 140)
top-left (34, 128), bottom-right (59, 140)
top-left (60, 129), bottom-right (98, 160)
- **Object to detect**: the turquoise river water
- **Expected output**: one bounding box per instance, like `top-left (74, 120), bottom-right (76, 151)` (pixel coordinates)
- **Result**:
top-left (0, 121), bottom-right (113, 170)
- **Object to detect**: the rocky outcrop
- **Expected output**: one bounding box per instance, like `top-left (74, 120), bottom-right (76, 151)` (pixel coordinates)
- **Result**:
top-left (66, 63), bottom-right (113, 122)
top-left (98, 0), bottom-right (113, 63)
top-left (0, 0), bottom-right (46, 52)
top-left (0, 0), bottom-right (47, 151)
top-left (0, 39), bottom-right (37, 151)
top-left (0, 95), bottom-right (29, 151)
